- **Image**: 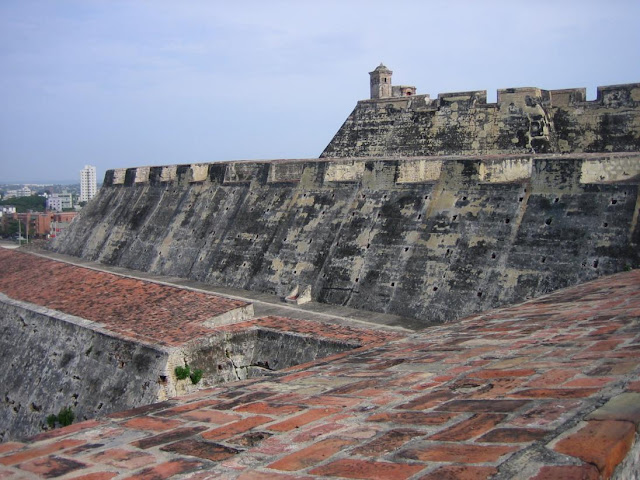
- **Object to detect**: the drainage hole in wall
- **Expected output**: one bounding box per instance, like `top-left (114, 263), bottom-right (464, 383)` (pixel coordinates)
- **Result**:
top-left (554, 198), bottom-right (559, 203)
top-left (545, 218), bottom-right (553, 225)
top-left (541, 257), bottom-right (546, 263)
top-left (603, 222), bottom-right (608, 228)
top-left (477, 291), bottom-right (483, 297)
top-left (611, 199), bottom-right (618, 205)
top-left (519, 197), bottom-right (524, 202)
top-left (391, 282), bottom-right (395, 287)
top-left (491, 253), bottom-right (496, 259)
top-left (505, 218), bottom-right (510, 224)
top-left (593, 260), bottom-right (599, 268)
top-left (433, 286), bottom-right (438, 291)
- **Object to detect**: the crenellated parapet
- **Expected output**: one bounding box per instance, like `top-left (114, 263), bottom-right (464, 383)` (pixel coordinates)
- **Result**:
top-left (323, 66), bottom-right (640, 158)
top-left (103, 152), bottom-right (640, 191)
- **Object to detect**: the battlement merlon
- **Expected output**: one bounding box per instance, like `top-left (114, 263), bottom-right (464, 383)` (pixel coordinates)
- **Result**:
top-left (361, 84), bottom-right (640, 108)
top-left (103, 153), bottom-right (640, 189)
top-left (365, 64), bottom-right (640, 106)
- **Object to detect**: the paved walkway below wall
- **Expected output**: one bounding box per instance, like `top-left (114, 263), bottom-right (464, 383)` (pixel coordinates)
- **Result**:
top-left (29, 247), bottom-right (422, 332)
top-left (1, 263), bottom-right (639, 479)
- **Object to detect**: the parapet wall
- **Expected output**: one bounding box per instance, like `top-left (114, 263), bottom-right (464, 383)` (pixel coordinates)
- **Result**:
top-left (50, 154), bottom-right (640, 326)
top-left (321, 83), bottom-right (640, 157)
top-left (0, 294), bottom-right (169, 441)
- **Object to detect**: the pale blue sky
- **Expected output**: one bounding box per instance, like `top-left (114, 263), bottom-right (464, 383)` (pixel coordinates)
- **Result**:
top-left (1, 0), bottom-right (639, 182)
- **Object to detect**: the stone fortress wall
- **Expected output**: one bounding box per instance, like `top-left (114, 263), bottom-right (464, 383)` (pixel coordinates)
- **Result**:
top-left (322, 65), bottom-right (640, 158)
top-left (50, 153), bottom-right (640, 325)
top-left (6, 66), bottom-right (640, 446)
top-left (0, 294), bottom-right (168, 441)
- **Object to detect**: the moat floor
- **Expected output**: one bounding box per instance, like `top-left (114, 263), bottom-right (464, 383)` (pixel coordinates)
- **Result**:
top-left (1, 266), bottom-right (639, 478)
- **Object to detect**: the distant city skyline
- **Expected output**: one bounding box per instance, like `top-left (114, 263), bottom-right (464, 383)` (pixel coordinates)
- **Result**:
top-left (1, 0), bottom-right (640, 182)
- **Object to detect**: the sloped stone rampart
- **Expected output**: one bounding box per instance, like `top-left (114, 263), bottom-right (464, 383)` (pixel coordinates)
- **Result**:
top-left (49, 154), bottom-right (640, 326)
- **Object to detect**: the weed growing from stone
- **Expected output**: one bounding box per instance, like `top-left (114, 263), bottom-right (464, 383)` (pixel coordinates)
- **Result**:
top-left (46, 414), bottom-right (57, 429)
top-left (46, 406), bottom-right (75, 429)
top-left (190, 368), bottom-right (203, 384)
top-left (174, 364), bottom-right (203, 384)
top-left (175, 364), bottom-right (190, 380)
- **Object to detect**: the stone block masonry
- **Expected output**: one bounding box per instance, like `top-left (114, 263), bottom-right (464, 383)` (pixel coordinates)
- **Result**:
top-left (321, 80), bottom-right (640, 157)
top-left (50, 153), bottom-right (640, 326)
top-left (0, 293), bottom-right (169, 443)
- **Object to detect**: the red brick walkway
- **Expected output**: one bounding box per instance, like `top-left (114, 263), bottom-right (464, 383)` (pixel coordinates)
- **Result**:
top-left (1, 260), bottom-right (639, 478)
top-left (0, 250), bottom-right (249, 346)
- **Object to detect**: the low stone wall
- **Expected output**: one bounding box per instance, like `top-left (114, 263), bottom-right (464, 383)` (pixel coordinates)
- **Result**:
top-left (0, 285), bottom-right (379, 441)
top-left (0, 294), bottom-right (169, 441)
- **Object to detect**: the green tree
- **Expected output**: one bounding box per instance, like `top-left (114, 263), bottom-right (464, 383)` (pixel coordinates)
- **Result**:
top-left (0, 195), bottom-right (46, 213)
top-left (0, 219), bottom-right (19, 237)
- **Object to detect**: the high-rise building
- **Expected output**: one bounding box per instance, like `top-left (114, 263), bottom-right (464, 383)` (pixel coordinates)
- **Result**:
top-left (80, 165), bottom-right (97, 202)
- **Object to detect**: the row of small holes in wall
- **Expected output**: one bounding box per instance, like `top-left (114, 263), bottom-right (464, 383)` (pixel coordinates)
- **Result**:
top-left (336, 282), bottom-right (487, 298)
top-left (359, 193), bottom-right (431, 201)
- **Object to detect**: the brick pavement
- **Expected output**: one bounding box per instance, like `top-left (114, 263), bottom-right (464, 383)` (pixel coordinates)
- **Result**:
top-left (0, 249), bottom-right (249, 346)
top-left (0, 258), bottom-right (639, 478)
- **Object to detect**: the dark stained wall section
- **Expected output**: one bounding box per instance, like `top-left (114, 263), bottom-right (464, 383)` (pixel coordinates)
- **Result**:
top-left (50, 155), bottom-right (640, 327)
top-left (321, 84), bottom-right (640, 158)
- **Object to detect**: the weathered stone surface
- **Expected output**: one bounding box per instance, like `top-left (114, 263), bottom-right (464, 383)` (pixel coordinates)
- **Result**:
top-left (48, 154), bottom-right (640, 326)
top-left (321, 83), bottom-right (640, 158)
top-left (585, 393), bottom-right (640, 429)
top-left (0, 295), bottom-right (168, 443)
